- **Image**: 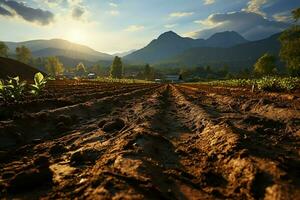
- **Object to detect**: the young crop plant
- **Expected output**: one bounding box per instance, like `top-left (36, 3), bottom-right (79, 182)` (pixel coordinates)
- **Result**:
top-left (7, 76), bottom-right (27, 101)
top-left (31, 72), bottom-right (47, 96)
top-left (0, 79), bottom-right (11, 101)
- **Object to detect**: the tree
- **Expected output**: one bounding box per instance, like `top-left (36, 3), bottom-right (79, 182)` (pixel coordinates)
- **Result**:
top-left (16, 45), bottom-right (32, 64)
top-left (0, 42), bottom-right (9, 57)
top-left (76, 62), bottom-right (87, 76)
top-left (292, 8), bottom-right (300, 22)
top-left (254, 53), bottom-right (277, 76)
top-left (45, 57), bottom-right (64, 77)
top-left (144, 64), bottom-right (153, 80)
top-left (279, 8), bottom-right (300, 76)
top-left (91, 64), bottom-right (102, 75)
top-left (110, 56), bottom-right (123, 78)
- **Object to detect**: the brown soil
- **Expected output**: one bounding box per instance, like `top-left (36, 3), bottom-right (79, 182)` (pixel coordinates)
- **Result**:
top-left (0, 81), bottom-right (299, 199)
top-left (0, 57), bottom-right (45, 80)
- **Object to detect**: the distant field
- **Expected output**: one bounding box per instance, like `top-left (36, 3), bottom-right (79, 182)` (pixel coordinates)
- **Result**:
top-left (0, 80), bottom-right (299, 199)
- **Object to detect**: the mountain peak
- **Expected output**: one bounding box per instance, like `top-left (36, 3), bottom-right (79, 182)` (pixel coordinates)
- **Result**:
top-left (208, 31), bottom-right (247, 41)
top-left (157, 31), bottom-right (181, 40)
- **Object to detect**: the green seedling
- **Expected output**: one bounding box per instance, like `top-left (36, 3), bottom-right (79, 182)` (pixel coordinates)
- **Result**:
top-left (31, 72), bottom-right (47, 96)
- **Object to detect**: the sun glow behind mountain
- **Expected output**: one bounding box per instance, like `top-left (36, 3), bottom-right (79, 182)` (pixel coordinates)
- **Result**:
top-left (66, 29), bottom-right (88, 44)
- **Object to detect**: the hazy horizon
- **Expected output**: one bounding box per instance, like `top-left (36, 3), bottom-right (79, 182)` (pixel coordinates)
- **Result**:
top-left (0, 0), bottom-right (299, 54)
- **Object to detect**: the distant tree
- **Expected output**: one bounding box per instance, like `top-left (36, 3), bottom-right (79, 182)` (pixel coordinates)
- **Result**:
top-left (91, 64), bottom-right (102, 75)
top-left (76, 62), bottom-right (87, 76)
top-left (45, 57), bottom-right (64, 76)
top-left (254, 53), bottom-right (277, 76)
top-left (205, 65), bottom-right (211, 73)
top-left (0, 42), bottom-right (9, 57)
top-left (292, 8), bottom-right (300, 22)
top-left (110, 56), bottom-right (123, 78)
top-left (144, 64), bottom-right (153, 80)
top-left (279, 8), bottom-right (300, 76)
top-left (16, 45), bottom-right (32, 64)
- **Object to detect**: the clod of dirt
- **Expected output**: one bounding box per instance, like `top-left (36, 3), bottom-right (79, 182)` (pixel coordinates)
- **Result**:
top-left (8, 168), bottom-right (53, 193)
top-left (202, 170), bottom-right (228, 187)
top-left (49, 144), bottom-right (67, 155)
top-left (102, 118), bottom-right (125, 133)
top-left (70, 148), bottom-right (101, 166)
top-left (98, 120), bottom-right (107, 128)
top-left (33, 155), bottom-right (50, 169)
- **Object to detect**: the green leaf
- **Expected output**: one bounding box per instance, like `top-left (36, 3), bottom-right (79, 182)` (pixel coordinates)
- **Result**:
top-left (34, 72), bottom-right (44, 85)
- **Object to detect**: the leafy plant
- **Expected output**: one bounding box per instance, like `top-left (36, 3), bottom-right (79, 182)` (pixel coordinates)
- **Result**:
top-left (4, 76), bottom-right (27, 101)
top-left (31, 72), bottom-right (47, 96)
top-left (0, 79), bottom-right (10, 101)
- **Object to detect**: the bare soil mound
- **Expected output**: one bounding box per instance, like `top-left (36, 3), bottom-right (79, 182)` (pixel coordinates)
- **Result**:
top-left (0, 57), bottom-right (45, 80)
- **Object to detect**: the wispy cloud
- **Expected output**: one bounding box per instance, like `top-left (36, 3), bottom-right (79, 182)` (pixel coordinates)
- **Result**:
top-left (203, 0), bottom-right (215, 5)
top-left (124, 25), bottom-right (145, 32)
top-left (169, 12), bottom-right (194, 18)
top-left (164, 24), bottom-right (177, 28)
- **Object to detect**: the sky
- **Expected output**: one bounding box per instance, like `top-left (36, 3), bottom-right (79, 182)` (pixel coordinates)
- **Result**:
top-left (0, 0), bottom-right (299, 54)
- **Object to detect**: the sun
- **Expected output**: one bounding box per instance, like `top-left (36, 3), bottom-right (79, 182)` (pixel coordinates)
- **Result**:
top-left (67, 29), bottom-right (87, 44)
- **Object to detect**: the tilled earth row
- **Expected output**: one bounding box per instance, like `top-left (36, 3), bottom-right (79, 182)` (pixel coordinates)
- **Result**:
top-left (0, 83), bottom-right (299, 199)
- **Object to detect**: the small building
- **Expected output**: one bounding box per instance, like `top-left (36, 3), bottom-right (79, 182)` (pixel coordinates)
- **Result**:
top-left (87, 73), bottom-right (97, 79)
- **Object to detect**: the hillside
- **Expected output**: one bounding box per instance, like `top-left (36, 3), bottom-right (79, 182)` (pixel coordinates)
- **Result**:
top-left (0, 57), bottom-right (45, 80)
top-left (164, 33), bottom-right (281, 70)
top-left (124, 31), bottom-right (248, 63)
top-left (5, 39), bottom-right (113, 62)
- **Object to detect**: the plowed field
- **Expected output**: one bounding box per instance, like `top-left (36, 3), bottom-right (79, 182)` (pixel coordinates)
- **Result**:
top-left (0, 80), bottom-right (299, 199)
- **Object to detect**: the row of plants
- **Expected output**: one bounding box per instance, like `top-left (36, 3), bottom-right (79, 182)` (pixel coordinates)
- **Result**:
top-left (196, 76), bottom-right (300, 92)
top-left (0, 72), bottom-right (47, 102)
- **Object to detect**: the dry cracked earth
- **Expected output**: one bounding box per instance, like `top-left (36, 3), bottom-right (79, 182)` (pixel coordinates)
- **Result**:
top-left (0, 80), bottom-right (299, 199)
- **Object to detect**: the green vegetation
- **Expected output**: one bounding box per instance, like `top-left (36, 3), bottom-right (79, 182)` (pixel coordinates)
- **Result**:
top-left (30, 72), bottom-right (47, 96)
top-left (110, 56), bottom-right (123, 79)
top-left (0, 73), bottom-right (47, 102)
top-left (0, 42), bottom-right (9, 57)
top-left (16, 45), bottom-right (32, 64)
top-left (292, 8), bottom-right (300, 21)
top-left (254, 53), bottom-right (277, 76)
top-left (76, 62), bottom-right (87, 77)
top-left (0, 76), bottom-right (27, 101)
top-left (45, 57), bottom-right (64, 77)
top-left (196, 76), bottom-right (300, 92)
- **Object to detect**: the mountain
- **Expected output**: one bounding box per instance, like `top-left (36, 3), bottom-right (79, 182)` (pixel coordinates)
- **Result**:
top-left (162, 33), bottom-right (281, 71)
top-left (5, 39), bottom-right (113, 62)
top-left (124, 31), bottom-right (248, 63)
top-left (0, 57), bottom-right (45, 80)
top-left (204, 31), bottom-right (248, 48)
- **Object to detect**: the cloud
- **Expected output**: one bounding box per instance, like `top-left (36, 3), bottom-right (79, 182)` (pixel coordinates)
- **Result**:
top-left (72, 5), bottom-right (85, 19)
top-left (124, 25), bottom-right (144, 32)
top-left (189, 11), bottom-right (289, 40)
top-left (203, 0), bottom-right (215, 5)
top-left (0, 0), bottom-right (54, 25)
top-left (164, 24), bottom-right (177, 28)
top-left (169, 12), bottom-right (194, 18)
top-left (109, 2), bottom-right (118, 7)
top-left (273, 11), bottom-right (293, 23)
top-left (0, 4), bottom-right (12, 16)
top-left (243, 0), bottom-right (268, 16)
